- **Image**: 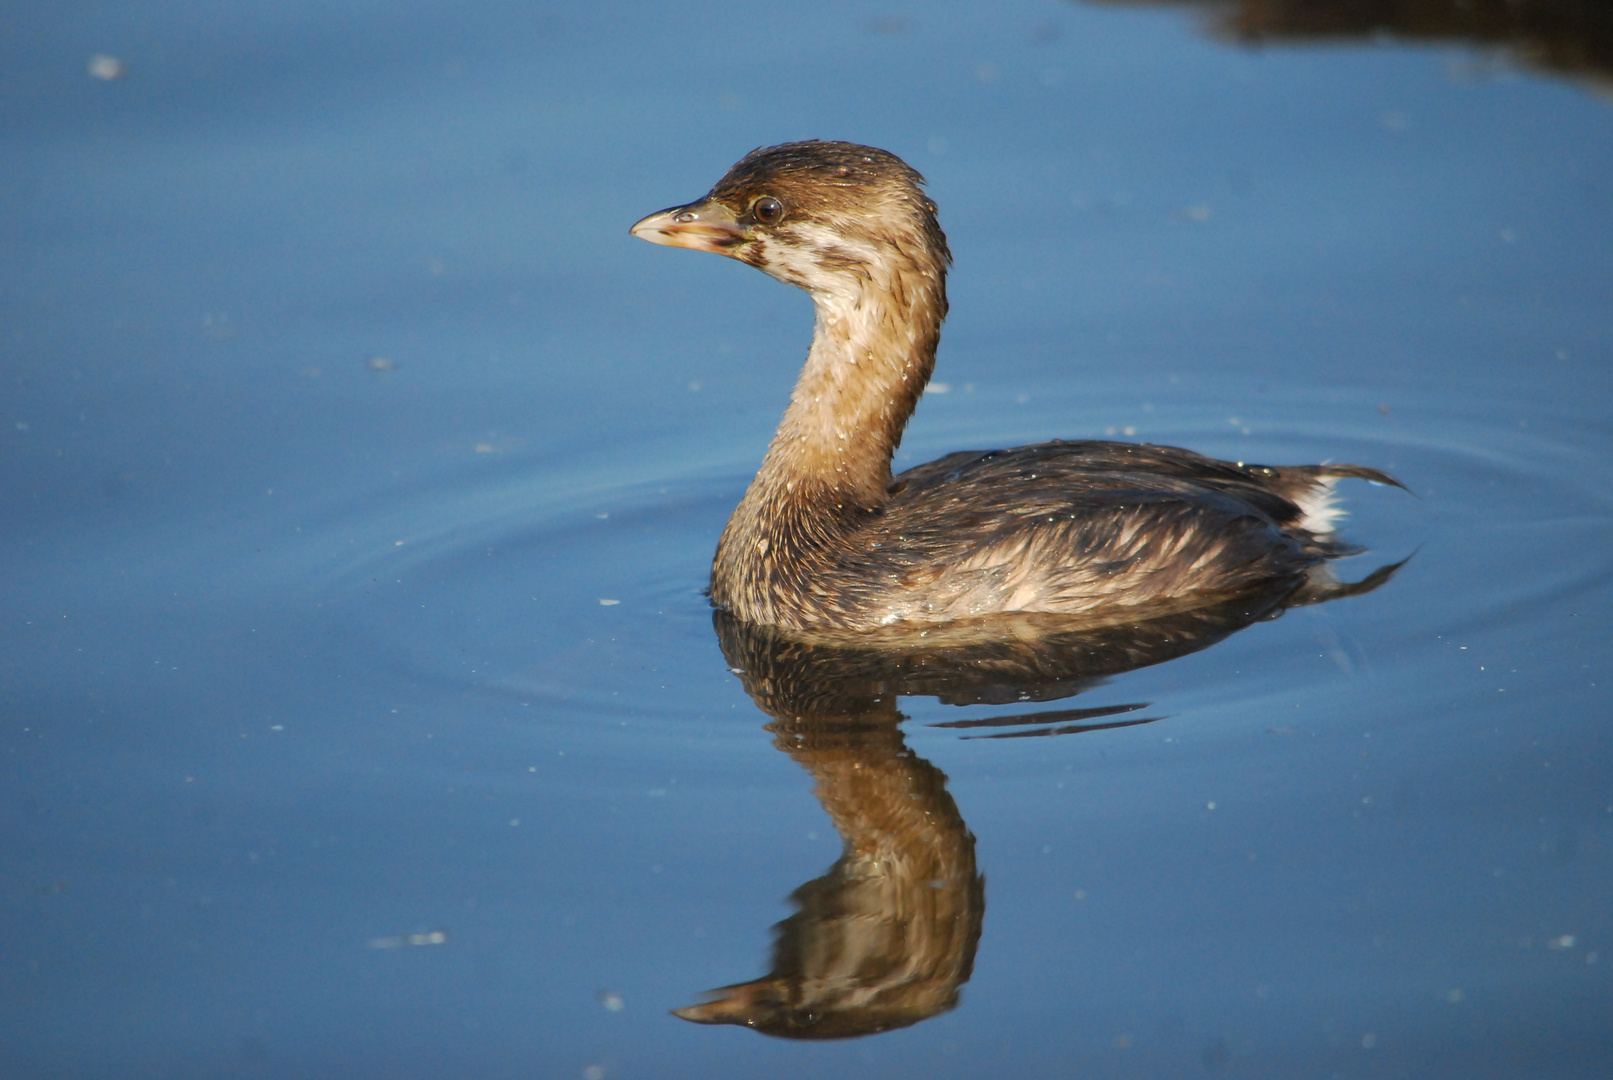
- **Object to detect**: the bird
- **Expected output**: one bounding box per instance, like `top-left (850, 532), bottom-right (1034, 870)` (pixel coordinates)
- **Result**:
top-left (630, 140), bottom-right (1399, 633)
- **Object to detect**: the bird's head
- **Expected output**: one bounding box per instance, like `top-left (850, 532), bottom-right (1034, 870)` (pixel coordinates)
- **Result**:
top-left (630, 140), bottom-right (950, 300)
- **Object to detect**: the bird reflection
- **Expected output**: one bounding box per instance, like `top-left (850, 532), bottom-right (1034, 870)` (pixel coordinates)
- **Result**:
top-left (1087, 0), bottom-right (1613, 94)
top-left (672, 683), bottom-right (984, 1039)
top-left (675, 566), bottom-right (1398, 1038)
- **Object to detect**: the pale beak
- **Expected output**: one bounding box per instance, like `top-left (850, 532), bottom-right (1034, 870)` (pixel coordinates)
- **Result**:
top-left (629, 199), bottom-right (746, 255)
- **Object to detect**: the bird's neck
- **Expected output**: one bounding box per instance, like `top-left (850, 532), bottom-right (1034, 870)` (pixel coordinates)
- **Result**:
top-left (755, 273), bottom-right (944, 508)
top-left (712, 265), bottom-right (945, 623)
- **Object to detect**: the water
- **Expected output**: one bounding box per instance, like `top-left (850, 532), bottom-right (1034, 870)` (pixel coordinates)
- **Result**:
top-left (4, 2), bottom-right (1611, 1077)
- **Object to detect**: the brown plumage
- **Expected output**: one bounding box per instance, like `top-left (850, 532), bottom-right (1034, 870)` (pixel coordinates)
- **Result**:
top-left (632, 140), bottom-right (1399, 632)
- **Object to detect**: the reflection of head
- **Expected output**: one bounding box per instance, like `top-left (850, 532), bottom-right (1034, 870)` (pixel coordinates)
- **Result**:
top-left (674, 719), bottom-right (983, 1039)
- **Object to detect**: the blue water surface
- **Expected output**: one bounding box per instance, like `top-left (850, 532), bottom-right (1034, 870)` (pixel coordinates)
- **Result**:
top-left (4, 2), bottom-right (1611, 1077)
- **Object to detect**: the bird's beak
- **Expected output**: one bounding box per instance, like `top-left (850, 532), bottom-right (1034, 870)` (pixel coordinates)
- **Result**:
top-left (629, 199), bottom-right (746, 255)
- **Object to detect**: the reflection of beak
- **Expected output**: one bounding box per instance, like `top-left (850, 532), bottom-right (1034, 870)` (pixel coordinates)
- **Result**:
top-left (669, 987), bottom-right (752, 1025)
top-left (630, 199), bottom-right (746, 255)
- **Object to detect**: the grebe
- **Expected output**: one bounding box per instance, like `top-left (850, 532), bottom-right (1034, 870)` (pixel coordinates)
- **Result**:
top-left (631, 141), bottom-right (1397, 632)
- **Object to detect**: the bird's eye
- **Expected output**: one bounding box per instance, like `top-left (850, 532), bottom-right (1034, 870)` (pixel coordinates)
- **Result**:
top-left (751, 196), bottom-right (784, 224)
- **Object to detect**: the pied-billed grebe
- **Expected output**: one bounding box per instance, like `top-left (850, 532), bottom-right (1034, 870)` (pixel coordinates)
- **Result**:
top-left (631, 140), bottom-right (1398, 632)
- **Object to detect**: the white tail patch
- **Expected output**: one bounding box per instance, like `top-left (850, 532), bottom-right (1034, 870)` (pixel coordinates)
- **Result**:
top-left (1295, 477), bottom-right (1345, 534)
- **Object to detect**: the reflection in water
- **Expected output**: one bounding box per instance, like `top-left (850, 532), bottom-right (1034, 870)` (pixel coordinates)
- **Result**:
top-left (1094, 0), bottom-right (1613, 90)
top-left (673, 693), bottom-right (984, 1039)
top-left (677, 566), bottom-right (1399, 1038)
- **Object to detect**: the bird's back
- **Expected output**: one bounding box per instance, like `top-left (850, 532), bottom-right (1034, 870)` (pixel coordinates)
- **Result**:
top-left (806, 440), bottom-right (1393, 626)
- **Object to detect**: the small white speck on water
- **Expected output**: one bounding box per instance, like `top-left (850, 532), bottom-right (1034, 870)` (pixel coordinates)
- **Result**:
top-left (88, 54), bottom-right (128, 80)
top-left (599, 598), bottom-right (619, 606)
